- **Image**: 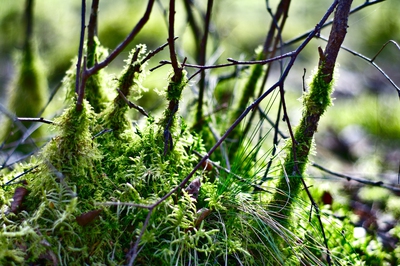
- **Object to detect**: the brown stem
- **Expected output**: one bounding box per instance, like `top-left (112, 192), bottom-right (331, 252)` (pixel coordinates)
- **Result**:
top-left (168, 0), bottom-right (179, 75)
top-left (319, 0), bottom-right (353, 83)
top-left (75, 0), bottom-right (86, 96)
top-left (195, 0), bottom-right (214, 126)
top-left (87, 0), bottom-right (99, 68)
top-left (24, 0), bottom-right (34, 49)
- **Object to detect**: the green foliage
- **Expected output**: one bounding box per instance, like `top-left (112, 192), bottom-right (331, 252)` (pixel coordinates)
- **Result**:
top-left (0, 4), bottom-right (398, 264)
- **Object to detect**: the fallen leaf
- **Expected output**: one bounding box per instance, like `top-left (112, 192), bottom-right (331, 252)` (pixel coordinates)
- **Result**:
top-left (10, 187), bottom-right (28, 213)
top-left (76, 209), bottom-right (102, 226)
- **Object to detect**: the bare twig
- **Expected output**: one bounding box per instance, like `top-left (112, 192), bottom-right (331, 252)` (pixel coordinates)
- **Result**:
top-left (75, 0), bottom-right (86, 95)
top-left (282, 0), bottom-right (385, 47)
top-left (87, 0), bottom-right (155, 76)
top-left (92, 128), bottom-right (112, 140)
top-left (195, 0), bottom-right (214, 127)
top-left (241, 0), bottom-right (290, 142)
top-left (312, 162), bottom-right (400, 193)
top-left (318, 36), bottom-right (400, 97)
top-left (154, 50), bottom-right (296, 75)
top-left (116, 89), bottom-right (149, 117)
top-left (3, 165), bottom-right (39, 186)
top-left (16, 117), bottom-right (54, 125)
top-left (191, 150), bottom-right (270, 193)
top-left (140, 37), bottom-right (178, 65)
top-left (0, 104), bottom-right (38, 166)
top-left (168, 0), bottom-right (179, 73)
top-left (87, 0), bottom-right (99, 68)
top-left (127, 209), bottom-right (153, 265)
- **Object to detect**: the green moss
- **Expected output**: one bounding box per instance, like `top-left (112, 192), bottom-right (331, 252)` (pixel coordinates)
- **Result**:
top-left (166, 70), bottom-right (187, 102)
top-left (99, 45), bottom-right (149, 137)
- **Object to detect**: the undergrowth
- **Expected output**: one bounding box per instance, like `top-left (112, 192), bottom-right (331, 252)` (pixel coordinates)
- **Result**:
top-left (1, 1), bottom-right (398, 261)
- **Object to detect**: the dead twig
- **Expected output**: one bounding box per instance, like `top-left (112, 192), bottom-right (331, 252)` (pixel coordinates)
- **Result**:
top-left (312, 162), bottom-right (400, 193)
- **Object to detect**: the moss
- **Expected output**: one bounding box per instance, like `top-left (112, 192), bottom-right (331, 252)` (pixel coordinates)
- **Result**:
top-left (99, 45), bottom-right (149, 137)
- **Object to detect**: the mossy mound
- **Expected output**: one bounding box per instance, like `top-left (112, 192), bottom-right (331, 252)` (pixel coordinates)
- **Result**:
top-left (0, 99), bottom-right (291, 265)
top-left (0, 45), bottom-right (345, 265)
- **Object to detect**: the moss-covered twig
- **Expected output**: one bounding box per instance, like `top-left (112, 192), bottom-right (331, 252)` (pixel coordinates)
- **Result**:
top-left (160, 0), bottom-right (187, 155)
top-left (268, 1), bottom-right (353, 264)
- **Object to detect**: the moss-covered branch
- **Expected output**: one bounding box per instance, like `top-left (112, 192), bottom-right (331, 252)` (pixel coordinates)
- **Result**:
top-left (268, 0), bottom-right (353, 248)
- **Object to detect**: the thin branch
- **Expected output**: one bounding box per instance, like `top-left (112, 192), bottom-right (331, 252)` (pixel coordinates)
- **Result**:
top-left (116, 89), bottom-right (149, 117)
top-left (241, 0), bottom-right (290, 141)
top-left (75, 0), bottom-right (86, 95)
top-left (127, 209), bottom-right (153, 266)
top-left (76, 0), bottom-right (156, 111)
top-left (195, 0), bottom-right (214, 127)
top-left (259, 101), bottom-right (286, 183)
top-left (92, 128), bottom-right (112, 140)
top-left (3, 165), bottom-right (39, 186)
top-left (191, 150), bottom-right (270, 193)
top-left (140, 37), bottom-right (178, 64)
top-left (0, 104), bottom-right (38, 167)
top-left (87, 0), bottom-right (99, 68)
top-left (282, 0), bottom-right (385, 48)
top-left (16, 117), bottom-right (54, 125)
top-left (168, 0), bottom-right (179, 73)
top-left (153, 50), bottom-right (296, 76)
top-left (371, 40), bottom-right (400, 62)
top-left (312, 162), bottom-right (400, 193)
top-left (318, 36), bottom-right (400, 97)
top-left (86, 0), bottom-right (155, 76)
